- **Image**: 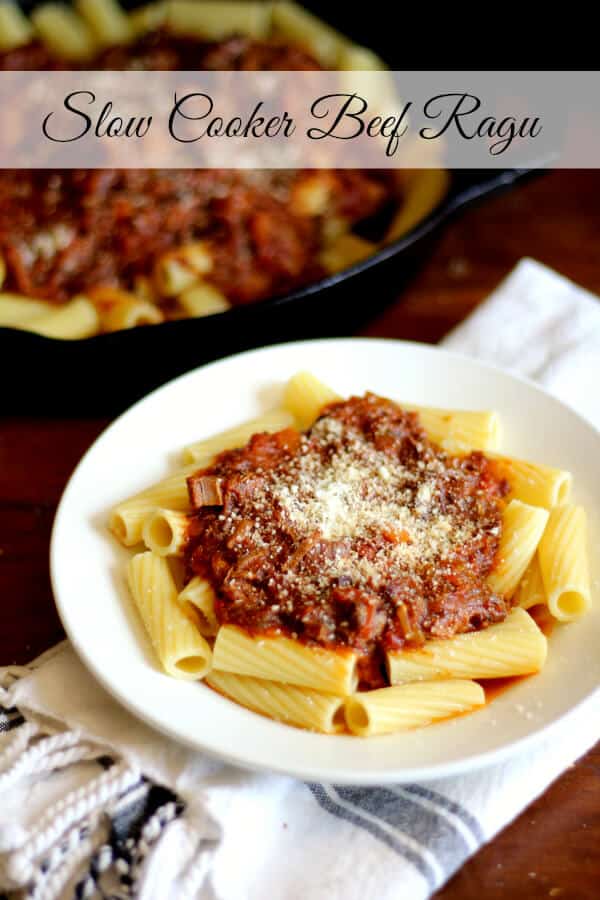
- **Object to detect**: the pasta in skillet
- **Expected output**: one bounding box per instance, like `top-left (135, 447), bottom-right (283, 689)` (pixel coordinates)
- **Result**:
top-left (0, 0), bottom-right (448, 338)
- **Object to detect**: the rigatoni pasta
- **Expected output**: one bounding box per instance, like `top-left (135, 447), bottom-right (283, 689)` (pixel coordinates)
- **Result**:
top-left (75, 0), bottom-right (133, 45)
top-left (128, 552), bottom-right (212, 679)
top-left (387, 608), bottom-right (547, 684)
top-left (167, 0), bottom-right (271, 40)
top-left (109, 461), bottom-right (199, 546)
top-left (345, 680), bottom-right (485, 737)
top-left (487, 500), bottom-right (549, 598)
top-left (143, 509), bottom-right (190, 557)
top-left (319, 234), bottom-right (377, 274)
top-left (182, 408), bottom-right (295, 464)
top-left (153, 241), bottom-right (213, 297)
top-left (208, 670), bottom-right (345, 733)
top-left (15, 296), bottom-right (100, 340)
top-left (538, 505), bottom-right (591, 621)
top-left (31, 3), bottom-right (97, 60)
top-left (0, 294), bottom-right (56, 327)
top-left (401, 403), bottom-right (501, 452)
top-left (178, 577), bottom-right (219, 637)
top-left (385, 170), bottom-right (450, 242)
top-left (0, 3), bottom-right (34, 50)
top-left (494, 454), bottom-right (572, 508)
top-left (516, 555), bottom-right (546, 610)
top-left (283, 371), bottom-right (341, 429)
top-left (100, 296), bottom-right (163, 332)
top-left (213, 626), bottom-right (358, 697)
top-left (113, 371), bottom-right (592, 737)
top-left (178, 284), bottom-right (231, 319)
top-left (128, 0), bottom-right (166, 36)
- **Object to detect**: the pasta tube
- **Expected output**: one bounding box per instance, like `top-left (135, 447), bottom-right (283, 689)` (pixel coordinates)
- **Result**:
top-left (0, 3), bottom-right (34, 50)
top-left (75, 0), bottom-right (133, 45)
top-left (167, 1), bottom-right (270, 40)
top-left (385, 170), bottom-right (450, 242)
top-left (402, 403), bottom-right (501, 452)
top-left (178, 283), bottom-right (231, 318)
top-left (128, 552), bottom-right (212, 679)
top-left (487, 500), bottom-right (549, 598)
top-left (129, 1), bottom-right (167, 36)
top-left (387, 608), bottom-right (547, 684)
top-left (345, 680), bottom-right (485, 737)
top-left (182, 408), bottom-right (295, 464)
top-left (154, 241), bottom-right (212, 297)
top-left (132, 275), bottom-right (158, 304)
top-left (101, 296), bottom-right (163, 331)
top-left (516, 555), bottom-right (546, 610)
top-left (537, 505), bottom-right (591, 621)
top-left (109, 461), bottom-right (200, 546)
top-left (0, 294), bottom-right (56, 327)
top-left (495, 455), bottom-right (572, 508)
top-left (32, 4), bottom-right (97, 60)
top-left (178, 576), bottom-right (219, 636)
top-left (213, 625), bottom-right (358, 696)
top-left (320, 234), bottom-right (376, 275)
top-left (208, 670), bottom-right (345, 733)
top-left (18, 297), bottom-right (100, 339)
top-left (290, 173), bottom-right (336, 217)
top-left (143, 509), bottom-right (190, 557)
top-left (321, 216), bottom-right (350, 244)
top-left (283, 372), bottom-right (341, 429)
top-left (337, 43), bottom-right (387, 71)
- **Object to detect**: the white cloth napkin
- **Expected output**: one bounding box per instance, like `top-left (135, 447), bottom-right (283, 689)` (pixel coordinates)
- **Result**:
top-left (1, 257), bottom-right (600, 900)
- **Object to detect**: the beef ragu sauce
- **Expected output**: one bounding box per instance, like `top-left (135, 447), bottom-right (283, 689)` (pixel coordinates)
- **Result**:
top-left (186, 395), bottom-right (512, 688)
top-left (0, 32), bottom-right (392, 305)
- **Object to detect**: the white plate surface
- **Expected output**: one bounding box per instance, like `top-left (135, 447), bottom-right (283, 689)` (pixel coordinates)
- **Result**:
top-left (51, 338), bottom-right (600, 783)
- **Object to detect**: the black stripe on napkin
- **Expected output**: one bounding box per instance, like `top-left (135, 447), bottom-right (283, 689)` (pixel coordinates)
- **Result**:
top-left (307, 783), bottom-right (437, 890)
top-left (403, 784), bottom-right (485, 842)
top-left (335, 785), bottom-right (471, 870)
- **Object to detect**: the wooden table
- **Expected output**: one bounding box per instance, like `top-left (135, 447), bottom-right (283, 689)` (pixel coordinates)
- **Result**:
top-left (2, 169), bottom-right (599, 899)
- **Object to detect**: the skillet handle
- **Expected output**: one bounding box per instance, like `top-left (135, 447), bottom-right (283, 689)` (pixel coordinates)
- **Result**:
top-left (445, 168), bottom-right (541, 216)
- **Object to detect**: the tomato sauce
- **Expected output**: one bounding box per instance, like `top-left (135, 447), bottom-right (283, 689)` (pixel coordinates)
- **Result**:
top-left (186, 395), bottom-right (512, 688)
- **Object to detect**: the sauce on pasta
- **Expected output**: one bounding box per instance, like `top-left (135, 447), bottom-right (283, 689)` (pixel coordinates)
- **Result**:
top-left (0, 32), bottom-right (393, 306)
top-left (186, 394), bottom-right (512, 688)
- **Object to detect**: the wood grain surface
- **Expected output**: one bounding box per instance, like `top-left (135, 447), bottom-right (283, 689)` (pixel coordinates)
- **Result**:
top-left (1, 169), bottom-right (598, 898)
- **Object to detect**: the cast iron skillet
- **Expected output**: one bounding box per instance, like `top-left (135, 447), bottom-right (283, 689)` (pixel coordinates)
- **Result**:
top-left (3, 4), bottom-right (539, 413)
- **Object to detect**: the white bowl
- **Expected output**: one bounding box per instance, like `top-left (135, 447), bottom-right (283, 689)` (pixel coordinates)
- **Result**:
top-left (50, 338), bottom-right (600, 783)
